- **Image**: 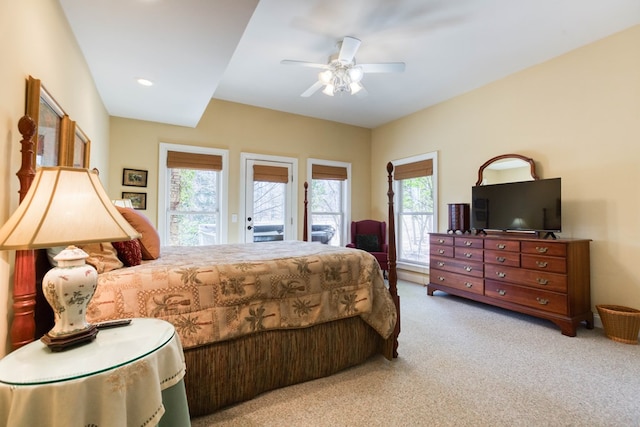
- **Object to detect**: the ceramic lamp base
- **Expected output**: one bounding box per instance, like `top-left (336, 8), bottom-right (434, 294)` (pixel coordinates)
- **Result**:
top-left (41, 324), bottom-right (98, 352)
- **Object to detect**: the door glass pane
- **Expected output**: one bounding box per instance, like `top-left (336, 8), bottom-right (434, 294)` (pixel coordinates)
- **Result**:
top-left (311, 179), bottom-right (342, 245)
top-left (252, 181), bottom-right (285, 242)
top-left (167, 168), bottom-right (219, 246)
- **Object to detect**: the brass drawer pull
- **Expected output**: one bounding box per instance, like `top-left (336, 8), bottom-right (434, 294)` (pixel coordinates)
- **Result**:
top-left (497, 289), bottom-right (506, 296)
top-left (497, 244), bottom-right (506, 249)
top-left (536, 297), bottom-right (549, 305)
top-left (438, 249), bottom-right (445, 254)
top-left (536, 261), bottom-right (548, 268)
top-left (464, 241), bottom-right (473, 246)
top-left (437, 261), bottom-right (445, 267)
top-left (536, 246), bottom-right (548, 253)
top-left (438, 238), bottom-right (445, 244)
top-left (438, 276), bottom-right (445, 281)
top-left (536, 278), bottom-right (549, 285)
top-left (465, 282), bottom-right (473, 288)
top-left (496, 256), bottom-right (506, 263)
top-left (496, 272), bottom-right (506, 278)
top-left (464, 266), bottom-right (473, 272)
top-left (464, 252), bottom-right (473, 258)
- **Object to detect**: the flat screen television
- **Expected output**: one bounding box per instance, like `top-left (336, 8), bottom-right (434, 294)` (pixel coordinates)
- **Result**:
top-left (471, 178), bottom-right (561, 237)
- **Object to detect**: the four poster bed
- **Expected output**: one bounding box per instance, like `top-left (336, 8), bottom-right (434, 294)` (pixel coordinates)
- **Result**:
top-left (7, 115), bottom-right (400, 417)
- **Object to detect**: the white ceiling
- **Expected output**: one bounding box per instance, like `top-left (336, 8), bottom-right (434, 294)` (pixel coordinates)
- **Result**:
top-left (59, 0), bottom-right (640, 129)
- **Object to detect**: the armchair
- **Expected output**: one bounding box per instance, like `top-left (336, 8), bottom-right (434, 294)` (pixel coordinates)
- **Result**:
top-left (346, 220), bottom-right (388, 276)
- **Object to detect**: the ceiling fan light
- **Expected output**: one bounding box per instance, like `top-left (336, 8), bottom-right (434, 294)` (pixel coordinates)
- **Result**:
top-left (318, 70), bottom-right (333, 85)
top-left (348, 66), bottom-right (363, 83)
top-left (322, 84), bottom-right (335, 96)
top-left (350, 82), bottom-right (363, 95)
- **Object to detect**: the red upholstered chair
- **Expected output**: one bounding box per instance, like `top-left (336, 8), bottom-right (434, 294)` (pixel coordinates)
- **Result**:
top-left (346, 220), bottom-right (388, 276)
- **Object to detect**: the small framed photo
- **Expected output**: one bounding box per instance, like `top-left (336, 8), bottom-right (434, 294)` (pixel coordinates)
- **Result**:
top-left (122, 168), bottom-right (148, 187)
top-left (122, 192), bottom-right (147, 210)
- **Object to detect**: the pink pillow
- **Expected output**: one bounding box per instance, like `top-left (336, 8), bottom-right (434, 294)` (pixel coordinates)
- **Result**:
top-left (112, 239), bottom-right (143, 266)
top-left (115, 207), bottom-right (161, 260)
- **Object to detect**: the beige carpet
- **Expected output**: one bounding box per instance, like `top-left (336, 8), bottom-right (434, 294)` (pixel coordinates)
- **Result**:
top-left (191, 281), bottom-right (640, 426)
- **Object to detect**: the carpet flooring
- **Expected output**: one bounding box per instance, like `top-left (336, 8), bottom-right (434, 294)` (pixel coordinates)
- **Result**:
top-left (191, 280), bottom-right (640, 426)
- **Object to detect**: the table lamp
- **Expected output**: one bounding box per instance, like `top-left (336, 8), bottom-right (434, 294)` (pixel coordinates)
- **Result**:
top-left (0, 167), bottom-right (141, 351)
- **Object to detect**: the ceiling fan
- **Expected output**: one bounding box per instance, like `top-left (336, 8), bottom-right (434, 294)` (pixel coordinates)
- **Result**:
top-left (281, 36), bottom-right (405, 97)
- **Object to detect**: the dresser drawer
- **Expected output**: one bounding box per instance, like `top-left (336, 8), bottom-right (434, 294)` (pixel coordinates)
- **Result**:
top-left (430, 235), bottom-right (454, 246)
top-left (431, 245), bottom-right (454, 258)
top-left (485, 239), bottom-right (520, 252)
top-left (521, 241), bottom-right (566, 257)
top-left (430, 270), bottom-right (484, 295)
top-left (485, 280), bottom-right (568, 315)
top-left (454, 247), bottom-right (484, 262)
top-left (521, 254), bottom-right (566, 274)
top-left (484, 264), bottom-right (567, 293)
top-left (430, 256), bottom-right (484, 278)
top-left (484, 249), bottom-right (520, 267)
top-left (454, 236), bottom-right (484, 249)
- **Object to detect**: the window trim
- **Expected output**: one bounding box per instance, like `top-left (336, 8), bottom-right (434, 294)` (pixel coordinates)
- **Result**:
top-left (307, 158), bottom-right (351, 246)
top-left (158, 143), bottom-right (229, 245)
top-left (392, 151), bottom-right (438, 267)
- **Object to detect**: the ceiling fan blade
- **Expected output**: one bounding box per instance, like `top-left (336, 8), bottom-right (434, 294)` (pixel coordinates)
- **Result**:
top-left (355, 84), bottom-right (368, 99)
top-left (281, 60), bottom-right (329, 69)
top-left (301, 81), bottom-right (324, 97)
top-left (359, 62), bottom-right (406, 73)
top-left (338, 36), bottom-right (361, 64)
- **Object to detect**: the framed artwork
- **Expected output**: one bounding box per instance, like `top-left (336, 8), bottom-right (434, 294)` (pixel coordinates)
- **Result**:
top-left (121, 192), bottom-right (147, 210)
top-left (26, 76), bottom-right (66, 167)
top-left (122, 168), bottom-right (148, 187)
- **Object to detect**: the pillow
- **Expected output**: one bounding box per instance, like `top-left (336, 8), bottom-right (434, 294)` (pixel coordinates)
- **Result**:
top-left (356, 234), bottom-right (380, 252)
top-left (112, 239), bottom-right (143, 266)
top-left (78, 242), bottom-right (123, 274)
top-left (116, 206), bottom-right (161, 260)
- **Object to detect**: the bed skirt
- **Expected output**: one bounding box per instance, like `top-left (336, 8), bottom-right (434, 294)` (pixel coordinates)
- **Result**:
top-left (184, 316), bottom-right (394, 417)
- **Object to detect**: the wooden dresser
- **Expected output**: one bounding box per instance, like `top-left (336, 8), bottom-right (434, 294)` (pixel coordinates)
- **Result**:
top-left (427, 233), bottom-right (593, 336)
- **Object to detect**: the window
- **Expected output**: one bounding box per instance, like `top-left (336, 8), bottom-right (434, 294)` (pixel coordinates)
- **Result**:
top-left (393, 152), bottom-right (438, 266)
top-left (307, 160), bottom-right (351, 246)
top-left (158, 143), bottom-right (228, 246)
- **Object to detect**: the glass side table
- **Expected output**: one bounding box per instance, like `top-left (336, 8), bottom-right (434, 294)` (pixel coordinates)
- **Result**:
top-left (0, 318), bottom-right (190, 427)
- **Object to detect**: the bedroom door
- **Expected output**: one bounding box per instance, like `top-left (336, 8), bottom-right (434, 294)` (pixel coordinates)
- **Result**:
top-left (242, 155), bottom-right (297, 243)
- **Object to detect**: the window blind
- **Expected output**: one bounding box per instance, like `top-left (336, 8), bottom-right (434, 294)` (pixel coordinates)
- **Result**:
top-left (311, 164), bottom-right (348, 181)
top-left (167, 151), bottom-right (223, 171)
top-left (394, 159), bottom-right (433, 180)
top-left (253, 165), bottom-right (289, 183)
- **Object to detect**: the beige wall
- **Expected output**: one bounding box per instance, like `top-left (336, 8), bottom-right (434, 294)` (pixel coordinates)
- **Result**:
top-left (108, 100), bottom-right (372, 242)
top-left (0, 0), bottom-right (109, 356)
top-left (372, 25), bottom-right (640, 311)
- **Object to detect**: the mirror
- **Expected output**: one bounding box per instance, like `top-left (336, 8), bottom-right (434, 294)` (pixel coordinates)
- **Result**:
top-left (476, 154), bottom-right (538, 186)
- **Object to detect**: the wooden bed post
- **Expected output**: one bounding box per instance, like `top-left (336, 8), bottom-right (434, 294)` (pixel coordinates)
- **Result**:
top-left (386, 162), bottom-right (400, 358)
top-left (303, 181), bottom-right (309, 241)
top-left (10, 116), bottom-right (38, 349)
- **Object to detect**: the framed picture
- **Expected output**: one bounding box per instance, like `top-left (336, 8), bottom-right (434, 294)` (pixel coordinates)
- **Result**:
top-left (122, 192), bottom-right (147, 210)
top-left (26, 76), bottom-right (66, 167)
top-left (122, 168), bottom-right (148, 187)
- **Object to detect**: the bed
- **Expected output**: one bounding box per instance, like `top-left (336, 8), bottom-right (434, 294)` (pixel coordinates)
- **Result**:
top-left (8, 115), bottom-right (401, 417)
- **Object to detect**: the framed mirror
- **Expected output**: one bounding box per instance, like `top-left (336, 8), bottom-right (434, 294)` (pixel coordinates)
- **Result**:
top-left (476, 154), bottom-right (538, 186)
top-left (26, 76), bottom-right (66, 167)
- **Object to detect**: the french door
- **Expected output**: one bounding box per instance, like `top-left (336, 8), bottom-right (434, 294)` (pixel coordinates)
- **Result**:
top-left (241, 154), bottom-right (297, 243)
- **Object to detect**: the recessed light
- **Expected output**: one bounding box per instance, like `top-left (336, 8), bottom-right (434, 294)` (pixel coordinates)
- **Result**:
top-left (137, 78), bottom-right (153, 87)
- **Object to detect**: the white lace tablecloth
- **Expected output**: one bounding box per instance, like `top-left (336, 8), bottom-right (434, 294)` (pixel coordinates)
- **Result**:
top-left (0, 318), bottom-right (188, 427)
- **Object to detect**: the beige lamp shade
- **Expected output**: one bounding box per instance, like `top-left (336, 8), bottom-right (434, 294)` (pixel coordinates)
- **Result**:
top-left (0, 167), bottom-right (141, 250)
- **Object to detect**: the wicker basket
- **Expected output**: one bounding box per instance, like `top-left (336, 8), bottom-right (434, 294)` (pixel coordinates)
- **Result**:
top-left (596, 305), bottom-right (640, 345)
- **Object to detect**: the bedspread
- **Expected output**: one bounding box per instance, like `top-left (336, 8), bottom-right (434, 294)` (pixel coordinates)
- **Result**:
top-left (86, 241), bottom-right (397, 349)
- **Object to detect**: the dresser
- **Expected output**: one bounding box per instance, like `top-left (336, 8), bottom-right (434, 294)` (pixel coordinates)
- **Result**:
top-left (428, 233), bottom-right (593, 336)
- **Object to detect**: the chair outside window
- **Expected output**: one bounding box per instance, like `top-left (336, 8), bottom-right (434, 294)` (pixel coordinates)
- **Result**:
top-left (346, 220), bottom-right (388, 276)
